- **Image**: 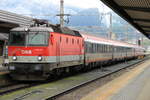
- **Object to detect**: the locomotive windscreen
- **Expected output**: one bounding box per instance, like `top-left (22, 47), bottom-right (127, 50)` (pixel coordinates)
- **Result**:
top-left (9, 32), bottom-right (26, 46)
top-left (9, 32), bottom-right (49, 46)
top-left (28, 32), bottom-right (48, 46)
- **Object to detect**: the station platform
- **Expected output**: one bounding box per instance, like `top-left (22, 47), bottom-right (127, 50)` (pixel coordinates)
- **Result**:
top-left (81, 59), bottom-right (150, 100)
top-left (0, 64), bottom-right (9, 75)
top-left (0, 58), bottom-right (9, 74)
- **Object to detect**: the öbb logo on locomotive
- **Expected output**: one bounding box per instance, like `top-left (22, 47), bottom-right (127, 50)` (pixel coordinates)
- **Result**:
top-left (21, 50), bottom-right (32, 54)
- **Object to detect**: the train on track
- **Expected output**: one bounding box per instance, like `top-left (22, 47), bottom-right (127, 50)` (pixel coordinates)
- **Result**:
top-left (8, 20), bottom-right (145, 81)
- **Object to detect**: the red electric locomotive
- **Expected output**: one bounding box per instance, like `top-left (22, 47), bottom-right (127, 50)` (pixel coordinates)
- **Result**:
top-left (8, 25), bottom-right (84, 80)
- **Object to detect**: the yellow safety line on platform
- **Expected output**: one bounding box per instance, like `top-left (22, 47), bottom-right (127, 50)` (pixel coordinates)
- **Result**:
top-left (81, 60), bottom-right (150, 100)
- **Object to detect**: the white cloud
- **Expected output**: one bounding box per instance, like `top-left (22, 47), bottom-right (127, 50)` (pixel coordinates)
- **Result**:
top-left (10, 6), bottom-right (32, 15)
top-left (48, 0), bottom-right (105, 9)
top-left (64, 0), bottom-right (100, 8)
top-left (49, 0), bottom-right (111, 13)
top-left (0, 0), bottom-right (111, 18)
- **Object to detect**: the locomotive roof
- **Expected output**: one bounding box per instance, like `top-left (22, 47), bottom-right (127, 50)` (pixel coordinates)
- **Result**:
top-left (11, 26), bottom-right (82, 37)
top-left (10, 27), bottom-right (54, 32)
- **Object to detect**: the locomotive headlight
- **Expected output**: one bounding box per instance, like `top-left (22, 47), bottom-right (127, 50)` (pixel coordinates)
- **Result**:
top-left (12, 56), bottom-right (17, 61)
top-left (24, 28), bottom-right (29, 32)
top-left (37, 56), bottom-right (42, 61)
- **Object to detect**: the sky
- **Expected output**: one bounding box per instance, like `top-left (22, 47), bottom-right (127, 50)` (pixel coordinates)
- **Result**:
top-left (0, 0), bottom-right (112, 25)
top-left (0, 0), bottom-right (111, 15)
top-left (0, 0), bottom-right (142, 41)
top-left (0, 0), bottom-right (115, 27)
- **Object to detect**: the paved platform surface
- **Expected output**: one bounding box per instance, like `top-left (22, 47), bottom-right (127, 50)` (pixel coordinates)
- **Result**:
top-left (81, 59), bottom-right (150, 100)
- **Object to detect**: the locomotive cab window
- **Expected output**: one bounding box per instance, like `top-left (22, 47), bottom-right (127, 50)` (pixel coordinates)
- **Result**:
top-left (9, 32), bottom-right (26, 46)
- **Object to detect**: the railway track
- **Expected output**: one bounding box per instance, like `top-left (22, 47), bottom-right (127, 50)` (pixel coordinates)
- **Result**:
top-left (0, 83), bottom-right (36, 96)
top-left (0, 57), bottom-right (148, 100)
top-left (47, 58), bottom-right (148, 100)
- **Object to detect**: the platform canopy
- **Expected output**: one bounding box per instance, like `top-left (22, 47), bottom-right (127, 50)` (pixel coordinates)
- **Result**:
top-left (0, 33), bottom-right (8, 40)
top-left (100, 0), bottom-right (150, 39)
top-left (0, 10), bottom-right (33, 34)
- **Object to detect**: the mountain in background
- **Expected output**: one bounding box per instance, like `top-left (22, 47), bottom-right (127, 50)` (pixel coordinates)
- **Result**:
top-left (66, 8), bottom-right (104, 26)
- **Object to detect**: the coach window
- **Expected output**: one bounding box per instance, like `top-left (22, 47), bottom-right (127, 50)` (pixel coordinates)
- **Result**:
top-left (117, 47), bottom-right (119, 52)
top-left (101, 45), bottom-right (103, 53)
top-left (100, 44), bottom-right (101, 52)
top-left (106, 45), bottom-right (108, 53)
top-left (102, 45), bottom-right (105, 53)
top-left (95, 44), bottom-right (96, 52)
top-left (108, 45), bottom-right (109, 53)
top-left (94, 44), bottom-right (96, 52)
top-left (102, 45), bottom-right (104, 53)
top-left (102, 44), bottom-right (104, 53)
top-left (105, 45), bottom-right (106, 53)
top-left (106, 45), bottom-right (107, 53)
top-left (99, 44), bottom-right (100, 53)
top-left (110, 46), bottom-right (112, 52)
top-left (95, 44), bottom-right (96, 53)
top-left (97, 44), bottom-right (99, 53)
top-left (88, 43), bottom-right (90, 53)
top-left (99, 44), bottom-right (101, 53)
top-left (105, 45), bottom-right (107, 53)
top-left (93, 44), bottom-right (94, 52)
top-left (94, 44), bottom-right (95, 52)
top-left (93, 44), bottom-right (95, 53)
top-left (107, 45), bottom-right (108, 53)
top-left (101, 44), bottom-right (103, 53)
top-left (109, 45), bottom-right (111, 53)
top-left (96, 44), bottom-right (97, 53)
top-left (89, 43), bottom-right (91, 53)
top-left (87, 43), bottom-right (89, 53)
top-left (91, 44), bottom-right (92, 53)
